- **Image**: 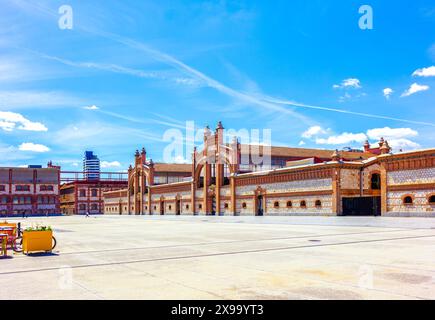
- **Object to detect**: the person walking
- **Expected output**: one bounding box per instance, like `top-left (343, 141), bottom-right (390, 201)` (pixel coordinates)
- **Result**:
top-left (86, 211), bottom-right (90, 218)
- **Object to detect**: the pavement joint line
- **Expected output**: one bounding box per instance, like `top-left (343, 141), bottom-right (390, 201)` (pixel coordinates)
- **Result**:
top-left (10, 227), bottom-right (424, 259)
top-left (2, 234), bottom-right (435, 276)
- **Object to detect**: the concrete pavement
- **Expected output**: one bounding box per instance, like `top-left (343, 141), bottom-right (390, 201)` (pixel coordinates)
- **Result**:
top-left (1, 215), bottom-right (434, 300)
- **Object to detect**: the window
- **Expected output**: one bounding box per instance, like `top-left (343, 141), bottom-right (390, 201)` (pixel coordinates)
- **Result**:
top-left (274, 201), bottom-right (280, 208)
top-left (154, 206), bottom-right (157, 210)
top-left (169, 205), bottom-right (172, 210)
top-left (403, 196), bottom-right (413, 205)
top-left (300, 200), bottom-right (307, 208)
top-left (199, 204), bottom-right (202, 209)
top-left (224, 203), bottom-right (228, 209)
top-left (429, 195), bottom-right (435, 204)
top-left (90, 204), bottom-right (98, 211)
top-left (40, 185), bottom-right (54, 191)
top-left (371, 173), bottom-right (381, 190)
top-left (16, 185), bottom-right (30, 191)
top-left (315, 200), bottom-right (322, 207)
top-left (79, 189), bottom-right (86, 197)
top-left (0, 185), bottom-right (5, 192)
top-left (91, 189), bottom-right (98, 197)
top-left (287, 201), bottom-right (292, 208)
top-left (242, 203), bottom-right (247, 209)
top-left (79, 204), bottom-right (86, 210)
top-left (186, 204), bottom-right (189, 210)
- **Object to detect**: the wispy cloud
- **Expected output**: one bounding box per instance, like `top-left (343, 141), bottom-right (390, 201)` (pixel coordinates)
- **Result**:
top-left (401, 83), bottom-right (430, 97)
top-left (0, 90), bottom-right (86, 110)
top-left (333, 78), bottom-right (362, 89)
top-left (260, 96), bottom-right (435, 127)
top-left (38, 52), bottom-right (203, 88)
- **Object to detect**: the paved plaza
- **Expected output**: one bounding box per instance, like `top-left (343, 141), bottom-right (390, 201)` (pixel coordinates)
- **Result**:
top-left (1, 215), bottom-right (435, 300)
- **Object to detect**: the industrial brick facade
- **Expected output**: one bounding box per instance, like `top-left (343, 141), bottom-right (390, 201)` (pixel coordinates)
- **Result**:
top-left (103, 122), bottom-right (435, 217)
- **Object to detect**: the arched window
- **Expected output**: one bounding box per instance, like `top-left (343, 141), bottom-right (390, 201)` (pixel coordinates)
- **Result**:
top-left (287, 201), bottom-right (292, 208)
top-left (315, 200), bottom-right (322, 207)
top-left (371, 173), bottom-right (381, 190)
top-left (242, 203), bottom-right (247, 209)
top-left (90, 203), bottom-right (98, 211)
top-left (300, 200), bottom-right (307, 208)
top-left (274, 201), bottom-right (279, 208)
top-left (403, 196), bottom-right (413, 205)
top-left (429, 195), bottom-right (435, 204)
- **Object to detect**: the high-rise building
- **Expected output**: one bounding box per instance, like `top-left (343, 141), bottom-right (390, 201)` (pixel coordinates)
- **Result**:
top-left (83, 151), bottom-right (100, 181)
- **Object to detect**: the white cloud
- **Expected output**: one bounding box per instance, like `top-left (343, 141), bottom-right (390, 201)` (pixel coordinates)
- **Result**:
top-left (101, 161), bottom-right (121, 168)
top-left (301, 126), bottom-right (327, 139)
top-left (84, 105), bottom-right (99, 110)
top-left (412, 66), bottom-right (435, 77)
top-left (0, 111), bottom-right (48, 132)
top-left (315, 132), bottom-right (367, 145)
top-left (333, 78), bottom-right (362, 89)
top-left (298, 140), bottom-right (306, 146)
top-left (18, 142), bottom-right (50, 153)
top-left (383, 88), bottom-right (393, 99)
top-left (366, 127), bottom-right (418, 140)
top-left (388, 139), bottom-right (421, 151)
top-left (401, 83), bottom-right (430, 97)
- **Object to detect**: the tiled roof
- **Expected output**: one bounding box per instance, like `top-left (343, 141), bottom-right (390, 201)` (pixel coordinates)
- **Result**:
top-left (240, 145), bottom-right (376, 160)
top-left (153, 163), bottom-right (191, 173)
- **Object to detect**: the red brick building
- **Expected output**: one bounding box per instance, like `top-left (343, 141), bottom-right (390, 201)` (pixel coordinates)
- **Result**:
top-left (60, 180), bottom-right (128, 215)
top-left (0, 162), bottom-right (60, 216)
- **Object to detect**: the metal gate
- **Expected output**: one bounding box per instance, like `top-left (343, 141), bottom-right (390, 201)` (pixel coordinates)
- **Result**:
top-left (342, 197), bottom-right (381, 216)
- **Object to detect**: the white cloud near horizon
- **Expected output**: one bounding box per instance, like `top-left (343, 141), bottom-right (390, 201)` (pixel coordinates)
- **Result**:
top-left (315, 132), bottom-right (367, 145)
top-left (301, 126), bottom-right (327, 139)
top-left (366, 127), bottom-right (418, 140)
top-left (101, 160), bottom-right (122, 168)
top-left (18, 142), bottom-right (50, 152)
top-left (412, 66), bottom-right (435, 77)
top-left (401, 83), bottom-right (430, 97)
top-left (0, 111), bottom-right (47, 131)
top-left (303, 125), bottom-right (420, 151)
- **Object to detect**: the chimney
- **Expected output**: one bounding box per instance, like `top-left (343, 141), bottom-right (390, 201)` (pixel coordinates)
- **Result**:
top-left (363, 140), bottom-right (370, 152)
top-left (331, 149), bottom-right (341, 162)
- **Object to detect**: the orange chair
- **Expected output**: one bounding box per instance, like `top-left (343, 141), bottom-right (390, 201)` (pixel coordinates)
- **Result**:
top-left (0, 234), bottom-right (7, 257)
top-left (0, 222), bottom-right (17, 248)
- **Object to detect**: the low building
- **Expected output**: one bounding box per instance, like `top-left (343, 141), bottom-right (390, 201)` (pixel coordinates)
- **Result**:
top-left (0, 162), bottom-right (60, 216)
top-left (103, 121), bottom-right (435, 217)
top-left (60, 180), bottom-right (128, 215)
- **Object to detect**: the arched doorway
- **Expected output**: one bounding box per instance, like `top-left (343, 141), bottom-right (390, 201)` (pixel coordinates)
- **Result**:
top-left (176, 199), bottom-right (181, 215)
top-left (160, 201), bottom-right (164, 215)
top-left (256, 195), bottom-right (264, 216)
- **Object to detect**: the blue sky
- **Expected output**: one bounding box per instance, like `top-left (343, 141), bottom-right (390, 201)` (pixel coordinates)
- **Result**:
top-left (0, 0), bottom-right (434, 171)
